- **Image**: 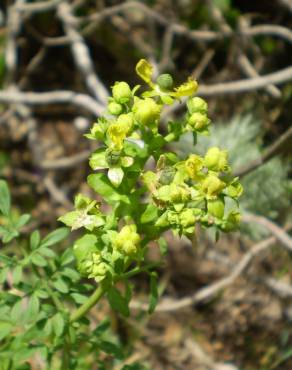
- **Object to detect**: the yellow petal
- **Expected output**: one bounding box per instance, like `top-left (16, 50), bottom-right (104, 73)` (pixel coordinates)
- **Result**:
top-left (135, 59), bottom-right (154, 87)
top-left (172, 78), bottom-right (198, 97)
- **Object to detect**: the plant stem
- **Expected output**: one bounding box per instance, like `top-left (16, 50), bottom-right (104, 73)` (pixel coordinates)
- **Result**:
top-left (70, 284), bottom-right (105, 323)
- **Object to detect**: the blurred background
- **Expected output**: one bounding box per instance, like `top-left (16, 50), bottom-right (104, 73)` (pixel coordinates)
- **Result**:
top-left (0, 0), bottom-right (292, 369)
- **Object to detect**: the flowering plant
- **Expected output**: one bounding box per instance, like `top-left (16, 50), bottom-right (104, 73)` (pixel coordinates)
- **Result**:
top-left (0, 59), bottom-right (242, 369)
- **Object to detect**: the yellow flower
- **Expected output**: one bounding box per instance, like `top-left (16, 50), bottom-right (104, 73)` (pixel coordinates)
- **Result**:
top-left (133, 98), bottom-right (161, 126)
top-left (185, 154), bottom-right (204, 181)
top-left (135, 59), bottom-right (198, 100)
top-left (204, 147), bottom-right (229, 172)
top-left (201, 175), bottom-right (225, 199)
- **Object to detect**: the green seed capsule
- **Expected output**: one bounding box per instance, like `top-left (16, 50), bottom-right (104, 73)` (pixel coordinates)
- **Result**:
top-left (157, 74), bottom-right (174, 90)
top-left (112, 81), bottom-right (132, 103)
top-left (207, 199), bottom-right (225, 219)
top-left (188, 112), bottom-right (209, 130)
top-left (187, 97), bottom-right (208, 114)
top-left (108, 102), bottom-right (123, 115)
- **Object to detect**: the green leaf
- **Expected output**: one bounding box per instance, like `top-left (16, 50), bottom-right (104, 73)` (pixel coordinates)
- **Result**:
top-left (30, 230), bottom-right (41, 250)
top-left (39, 247), bottom-right (56, 258)
top-left (62, 267), bottom-right (80, 281)
top-left (70, 293), bottom-right (88, 304)
top-left (0, 225), bottom-right (18, 243)
top-left (0, 180), bottom-right (10, 216)
top-left (0, 267), bottom-right (8, 283)
top-left (52, 313), bottom-right (65, 337)
top-left (12, 265), bottom-right (22, 285)
top-left (52, 277), bottom-right (69, 293)
top-left (158, 237), bottom-right (168, 256)
top-left (59, 210), bottom-right (105, 231)
top-left (107, 167), bottom-right (124, 187)
top-left (148, 272), bottom-right (158, 314)
top-left (88, 173), bottom-right (130, 205)
top-left (99, 340), bottom-right (123, 359)
top-left (107, 286), bottom-right (129, 317)
top-left (11, 300), bottom-right (23, 323)
top-left (14, 214), bottom-right (30, 229)
top-left (41, 227), bottom-right (69, 248)
top-left (44, 318), bottom-right (52, 336)
top-left (60, 248), bottom-right (75, 266)
top-left (140, 204), bottom-right (158, 224)
top-left (89, 150), bottom-right (108, 170)
top-left (31, 253), bottom-right (47, 267)
top-left (26, 294), bottom-right (40, 320)
top-left (0, 322), bottom-right (12, 340)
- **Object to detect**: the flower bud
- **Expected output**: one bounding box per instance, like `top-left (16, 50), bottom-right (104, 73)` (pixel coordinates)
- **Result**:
top-left (113, 224), bottom-right (140, 255)
top-left (187, 97), bottom-right (208, 114)
top-left (108, 102), bottom-right (123, 115)
top-left (169, 184), bottom-right (189, 203)
top-left (167, 211), bottom-right (180, 225)
top-left (180, 209), bottom-right (196, 228)
top-left (223, 211), bottom-right (240, 231)
top-left (112, 81), bottom-right (132, 103)
top-left (133, 98), bottom-right (161, 126)
top-left (116, 113), bottom-right (134, 132)
top-left (201, 175), bottom-right (225, 199)
top-left (188, 112), bottom-right (209, 130)
top-left (207, 198), bottom-right (225, 219)
top-left (204, 147), bottom-right (228, 172)
top-left (157, 74), bottom-right (174, 90)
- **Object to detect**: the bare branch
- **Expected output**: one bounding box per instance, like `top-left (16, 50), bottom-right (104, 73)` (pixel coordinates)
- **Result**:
top-left (237, 54), bottom-right (281, 98)
top-left (0, 89), bottom-right (104, 116)
top-left (234, 126), bottom-right (292, 177)
top-left (130, 232), bottom-right (283, 312)
top-left (57, 1), bottom-right (109, 105)
top-left (241, 213), bottom-right (292, 252)
top-left (14, 0), bottom-right (62, 13)
top-left (40, 150), bottom-right (91, 170)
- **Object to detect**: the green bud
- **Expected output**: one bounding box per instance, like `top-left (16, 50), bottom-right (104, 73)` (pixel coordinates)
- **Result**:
top-left (169, 184), bottom-right (189, 203)
top-left (112, 81), bottom-right (132, 103)
top-left (188, 112), bottom-right (210, 130)
top-left (108, 102), bottom-right (123, 115)
top-left (207, 198), bottom-right (225, 218)
top-left (187, 97), bottom-right (208, 114)
top-left (201, 175), bottom-right (225, 199)
top-left (133, 98), bottom-right (161, 126)
top-left (204, 147), bottom-right (229, 172)
top-left (222, 211), bottom-right (240, 232)
top-left (226, 179), bottom-right (243, 198)
top-left (180, 209), bottom-right (196, 228)
top-left (105, 149), bottom-right (121, 166)
top-left (113, 224), bottom-right (140, 255)
top-left (167, 211), bottom-right (180, 225)
top-left (157, 74), bottom-right (174, 90)
top-left (116, 113), bottom-right (134, 132)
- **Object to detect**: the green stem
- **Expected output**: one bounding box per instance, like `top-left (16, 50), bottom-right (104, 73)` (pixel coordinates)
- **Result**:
top-left (70, 284), bottom-right (105, 323)
top-left (121, 262), bottom-right (161, 280)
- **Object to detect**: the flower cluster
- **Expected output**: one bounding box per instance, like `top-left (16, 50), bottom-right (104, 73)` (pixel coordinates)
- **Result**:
top-left (143, 146), bottom-right (242, 236)
top-left (60, 59), bottom-right (242, 284)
